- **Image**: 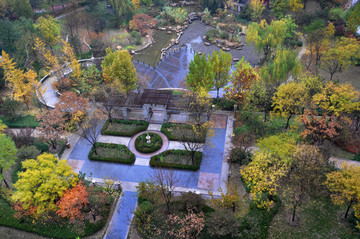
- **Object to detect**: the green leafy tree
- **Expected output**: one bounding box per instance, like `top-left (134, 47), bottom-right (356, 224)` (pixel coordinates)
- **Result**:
top-left (186, 53), bottom-right (215, 92)
top-left (11, 0), bottom-right (33, 18)
top-left (109, 0), bottom-right (135, 23)
top-left (101, 47), bottom-right (138, 94)
top-left (12, 153), bottom-right (78, 218)
top-left (0, 133), bottom-right (17, 188)
top-left (347, 2), bottom-right (360, 34)
top-left (209, 50), bottom-right (232, 98)
top-left (246, 19), bottom-right (287, 62)
top-left (272, 81), bottom-right (308, 129)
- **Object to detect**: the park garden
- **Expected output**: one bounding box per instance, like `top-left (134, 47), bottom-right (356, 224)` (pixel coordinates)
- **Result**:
top-left (0, 0), bottom-right (360, 238)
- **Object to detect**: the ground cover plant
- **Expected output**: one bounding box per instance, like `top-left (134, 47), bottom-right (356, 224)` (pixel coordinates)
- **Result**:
top-left (135, 132), bottom-right (163, 153)
top-left (161, 123), bottom-right (206, 143)
top-left (150, 149), bottom-right (202, 170)
top-left (0, 115), bottom-right (39, 128)
top-left (88, 142), bottom-right (135, 164)
top-left (101, 119), bottom-right (149, 137)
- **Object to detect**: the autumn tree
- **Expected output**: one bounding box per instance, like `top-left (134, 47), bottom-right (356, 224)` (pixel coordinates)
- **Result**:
top-left (312, 82), bottom-right (360, 117)
top-left (270, 0), bottom-right (303, 18)
top-left (347, 2), bottom-right (360, 34)
top-left (34, 37), bottom-right (60, 75)
top-left (272, 81), bottom-right (308, 129)
top-left (56, 182), bottom-right (89, 220)
top-left (165, 209), bottom-right (205, 239)
top-left (246, 19), bottom-right (287, 62)
top-left (325, 162), bottom-right (360, 219)
top-left (62, 41), bottom-right (82, 82)
top-left (282, 145), bottom-right (328, 222)
top-left (208, 180), bottom-right (241, 212)
top-left (77, 110), bottom-right (106, 155)
top-left (55, 91), bottom-right (90, 130)
top-left (186, 53), bottom-right (215, 92)
top-left (209, 50), bottom-right (232, 98)
top-left (34, 15), bottom-right (60, 47)
top-left (0, 51), bottom-right (37, 109)
top-left (205, 209), bottom-right (240, 238)
top-left (0, 133), bottom-right (17, 188)
top-left (101, 48), bottom-right (138, 94)
top-left (225, 57), bottom-right (259, 102)
top-left (241, 133), bottom-right (297, 208)
top-left (250, 0), bottom-right (265, 21)
top-left (299, 109), bottom-right (342, 145)
top-left (12, 153), bottom-right (78, 218)
top-left (129, 14), bottom-right (157, 36)
top-left (151, 168), bottom-right (180, 214)
top-left (321, 37), bottom-right (360, 81)
top-left (36, 110), bottom-right (66, 150)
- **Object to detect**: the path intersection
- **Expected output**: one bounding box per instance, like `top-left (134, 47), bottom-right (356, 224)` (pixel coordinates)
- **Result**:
top-left (62, 113), bottom-right (233, 239)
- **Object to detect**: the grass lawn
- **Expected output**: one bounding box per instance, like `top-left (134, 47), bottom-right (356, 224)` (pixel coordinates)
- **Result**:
top-left (135, 132), bottom-right (163, 153)
top-left (150, 150), bottom-right (202, 170)
top-left (101, 119), bottom-right (148, 137)
top-left (88, 142), bottom-right (135, 164)
top-left (268, 196), bottom-right (360, 239)
top-left (0, 115), bottom-right (39, 128)
top-left (161, 123), bottom-right (206, 143)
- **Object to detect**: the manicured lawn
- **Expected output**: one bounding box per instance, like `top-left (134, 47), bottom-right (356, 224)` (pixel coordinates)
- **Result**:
top-left (101, 119), bottom-right (149, 137)
top-left (268, 196), bottom-right (360, 239)
top-left (135, 132), bottom-right (163, 153)
top-left (150, 150), bottom-right (202, 170)
top-left (88, 142), bottom-right (135, 164)
top-left (161, 123), bottom-right (206, 143)
top-left (0, 115), bottom-right (39, 128)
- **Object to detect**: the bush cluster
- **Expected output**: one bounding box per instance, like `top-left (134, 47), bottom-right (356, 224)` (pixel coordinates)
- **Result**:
top-left (135, 132), bottom-right (163, 153)
top-left (150, 150), bottom-right (202, 170)
top-left (101, 119), bottom-right (149, 137)
top-left (88, 142), bottom-right (135, 164)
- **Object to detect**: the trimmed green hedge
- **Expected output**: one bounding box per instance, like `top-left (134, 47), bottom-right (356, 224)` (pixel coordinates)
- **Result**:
top-left (150, 150), bottom-right (202, 170)
top-left (161, 123), bottom-right (206, 143)
top-left (135, 132), bottom-right (163, 153)
top-left (101, 119), bottom-right (149, 137)
top-left (0, 115), bottom-right (39, 128)
top-left (88, 142), bottom-right (135, 164)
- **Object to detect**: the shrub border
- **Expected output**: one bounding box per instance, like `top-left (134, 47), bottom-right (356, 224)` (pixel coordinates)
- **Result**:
top-left (88, 142), bottom-right (135, 164)
top-left (101, 119), bottom-right (149, 137)
top-left (135, 132), bottom-right (163, 154)
top-left (150, 149), bottom-right (202, 170)
top-left (161, 123), bottom-right (206, 143)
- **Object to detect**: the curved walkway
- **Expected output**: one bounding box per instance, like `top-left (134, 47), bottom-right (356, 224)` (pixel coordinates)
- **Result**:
top-left (128, 130), bottom-right (169, 158)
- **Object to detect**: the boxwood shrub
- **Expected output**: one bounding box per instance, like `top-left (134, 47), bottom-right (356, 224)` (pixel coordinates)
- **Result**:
top-left (101, 119), bottom-right (149, 137)
top-left (161, 123), bottom-right (206, 143)
top-left (135, 132), bottom-right (163, 153)
top-left (150, 150), bottom-right (202, 170)
top-left (88, 142), bottom-right (135, 164)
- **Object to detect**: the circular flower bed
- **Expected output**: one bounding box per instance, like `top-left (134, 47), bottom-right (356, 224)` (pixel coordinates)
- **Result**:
top-left (135, 132), bottom-right (163, 154)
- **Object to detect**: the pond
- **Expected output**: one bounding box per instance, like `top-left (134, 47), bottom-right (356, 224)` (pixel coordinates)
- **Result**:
top-left (132, 30), bottom-right (177, 67)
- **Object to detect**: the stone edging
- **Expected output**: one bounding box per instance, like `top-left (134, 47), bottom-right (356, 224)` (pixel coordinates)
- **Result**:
top-left (128, 130), bottom-right (169, 158)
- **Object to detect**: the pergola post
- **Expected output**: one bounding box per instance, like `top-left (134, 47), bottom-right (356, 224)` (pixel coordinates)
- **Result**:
top-left (122, 107), bottom-right (128, 120)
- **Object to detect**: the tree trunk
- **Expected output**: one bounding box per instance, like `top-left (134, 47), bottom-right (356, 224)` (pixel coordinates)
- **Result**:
top-left (217, 88), bottom-right (220, 99)
top-left (2, 179), bottom-right (9, 188)
top-left (50, 140), bottom-right (56, 149)
top-left (330, 72), bottom-right (334, 81)
top-left (292, 205), bottom-right (297, 221)
top-left (232, 202), bottom-right (236, 212)
top-left (285, 114), bottom-right (292, 129)
top-left (94, 144), bottom-right (98, 155)
top-left (191, 151), bottom-right (196, 165)
top-left (345, 202), bottom-right (353, 219)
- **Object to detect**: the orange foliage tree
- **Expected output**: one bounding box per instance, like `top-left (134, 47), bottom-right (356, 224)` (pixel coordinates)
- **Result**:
top-left (56, 182), bottom-right (89, 220)
top-left (129, 14), bottom-right (157, 36)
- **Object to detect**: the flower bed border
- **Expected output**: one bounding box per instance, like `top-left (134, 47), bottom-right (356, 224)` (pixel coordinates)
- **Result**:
top-left (88, 142), bottom-right (135, 164)
top-left (101, 119), bottom-right (149, 137)
top-left (150, 149), bottom-right (202, 170)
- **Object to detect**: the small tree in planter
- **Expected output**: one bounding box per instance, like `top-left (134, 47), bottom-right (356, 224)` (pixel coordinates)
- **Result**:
top-left (77, 109), bottom-right (105, 155)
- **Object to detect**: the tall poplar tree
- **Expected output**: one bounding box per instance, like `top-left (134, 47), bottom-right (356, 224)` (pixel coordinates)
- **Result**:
top-left (186, 53), bottom-right (215, 92)
top-left (209, 50), bottom-right (232, 99)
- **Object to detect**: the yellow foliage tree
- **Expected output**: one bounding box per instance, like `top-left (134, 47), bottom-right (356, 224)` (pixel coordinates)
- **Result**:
top-left (12, 153), bottom-right (78, 218)
top-left (209, 180), bottom-right (241, 212)
top-left (250, 0), bottom-right (265, 22)
top-left (312, 81), bottom-right (360, 117)
top-left (0, 51), bottom-right (37, 108)
top-left (34, 38), bottom-right (60, 74)
top-left (132, 0), bottom-right (140, 8)
top-left (325, 162), bottom-right (360, 219)
top-left (62, 41), bottom-right (82, 82)
top-left (241, 133), bottom-right (297, 209)
top-left (34, 15), bottom-right (60, 47)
